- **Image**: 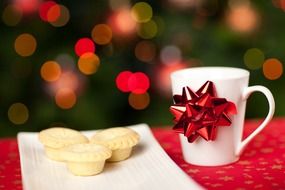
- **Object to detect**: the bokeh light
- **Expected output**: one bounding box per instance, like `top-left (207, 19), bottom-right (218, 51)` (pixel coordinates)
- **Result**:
top-left (40, 61), bottom-right (61, 82)
top-left (39, 1), bottom-right (57, 22)
top-left (109, 0), bottom-right (131, 10)
top-left (46, 3), bottom-right (60, 22)
top-left (48, 71), bottom-right (81, 96)
top-left (128, 72), bottom-right (150, 94)
top-left (55, 88), bottom-right (77, 109)
top-left (14, 33), bottom-right (37, 57)
top-left (244, 48), bottom-right (264, 70)
top-left (108, 8), bottom-right (137, 35)
top-left (50, 5), bottom-right (70, 27)
top-left (160, 45), bottom-right (182, 65)
top-left (55, 54), bottom-right (75, 70)
top-left (152, 16), bottom-right (165, 37)
top-left (116, 71), bottom-right (133, 92)
top-left (280, 0), bottom-right (285, 11)
top-left (228, 0), bottom-right (250, 9)
top-left (155, 62), bottom-right (188, 95)
top-left (115, 71), bottom-right (150, 93)
top-left (226, 3), bottom-right (259, 33)
top-left (135, 40), bottom-right (156, 63)
top-left (2, 5), bottom-right (22, 26)
top-left (8, 103), bottom-right (29, 125)
top-left (263, 58), bottom-right (283, 80)
top-left (272, 0), bottom-right (285, 11)
top-left (78, 52), bottom-right (100, 75)
top-left (128, 92), bottom-right (150, 110)
top-left (137, 20), bottom-right (158, 39)
top-left (131, 2), bottom-right (153, 23)
top-left (74, 38), bottom-right (95, 56)
top-left (91, 24), bottom-right (113, 45)
top-left (14, 0), bottom-right (41, 14)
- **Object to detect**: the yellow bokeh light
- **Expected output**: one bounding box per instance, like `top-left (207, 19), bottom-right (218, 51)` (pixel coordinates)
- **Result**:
top-left (40, 61), bottom-right (62, 82)
top-left (2, 5), bottom-right (22, 26)
top-left (128, 92), bottom-right (150, 110)
top-left (78, 53), bottom-right (100, 75)
top-left (50, 5), bottom-right (70, 27)
top-left (135, 40), bottom-right (156, 62)
top-left (14, 33), bottom-right (37, 57)
top-left (91, 24), bottom-right (113, 45)
top-left (263, 58), bottom-right (283, 80)
top-left (8, 103), bottom-right (29, 125)
top-left (244, 48), bottom-right (264, 70)
top-left (55, 88), bottom-right (77, 109)
top-left (137, 20), bottom-right (157, 39)
top-left (131, 2), bottom-right (153, 23)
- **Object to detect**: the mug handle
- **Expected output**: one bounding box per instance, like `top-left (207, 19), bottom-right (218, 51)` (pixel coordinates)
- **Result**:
top-left (235, 85), bottom-right (275, 156)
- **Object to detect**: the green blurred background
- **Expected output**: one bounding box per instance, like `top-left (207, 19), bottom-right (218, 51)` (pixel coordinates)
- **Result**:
top-left (0, 0), bottom-right (284, 137)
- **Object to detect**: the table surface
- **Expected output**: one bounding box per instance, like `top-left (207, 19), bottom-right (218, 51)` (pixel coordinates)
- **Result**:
top-left (1, 118), bottom-right (285, 190)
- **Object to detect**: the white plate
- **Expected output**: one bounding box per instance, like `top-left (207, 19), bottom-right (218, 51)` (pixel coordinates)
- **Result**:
top-left (17, 124), bottom-right (204, 190)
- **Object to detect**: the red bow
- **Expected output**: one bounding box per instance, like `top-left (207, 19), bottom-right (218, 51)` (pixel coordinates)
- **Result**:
top-left (170, 81), bottom-right (237, 143)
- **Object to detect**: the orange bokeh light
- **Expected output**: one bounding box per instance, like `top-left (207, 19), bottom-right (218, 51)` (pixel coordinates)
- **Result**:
top-left (40, 61), bottom-right (61, 82)
top-left (39, 1), bottom-right (56, 21)
top-left (92, 24), bottom-right (113, 45)
top-left (55, 88), bottom-right (76, 109)
top-left (226, 4), bottom-right (259, 33)
top-left (50, 5), bottom-right (70, 27)
top-left (48, 71), bottom-right (80, 96)
top-left (2, 4), bottom-right (22, 26)
top-left (78, 52), bottom-right (100, 75)
top-left (135, 40), bottom-right (156, 62)
top-left (109, 8), bottom-right (137, 35)
top-left (47, 4), bottom-right (60, 22)
top-left (14, 33), bottom-right (37, 57)
top-left (263, 58), bottom-right (283, 80)
top-left (128, 92), bottom-right (150, 110)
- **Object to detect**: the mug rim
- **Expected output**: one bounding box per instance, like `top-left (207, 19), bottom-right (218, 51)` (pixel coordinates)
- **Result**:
top-left (171, 66), bottom-right (249, 80)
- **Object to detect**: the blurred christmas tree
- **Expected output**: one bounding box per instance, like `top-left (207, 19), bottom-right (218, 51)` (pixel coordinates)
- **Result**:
top-left (0, 0), bottom-right (284, 137)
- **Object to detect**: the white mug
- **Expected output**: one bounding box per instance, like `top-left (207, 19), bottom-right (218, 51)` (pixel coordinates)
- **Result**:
top-left (170, 67), bottom-right (275, 166)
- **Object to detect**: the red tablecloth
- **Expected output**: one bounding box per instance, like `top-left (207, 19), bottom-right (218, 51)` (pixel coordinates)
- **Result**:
top-left (1, 118), bottom-right (285, 190)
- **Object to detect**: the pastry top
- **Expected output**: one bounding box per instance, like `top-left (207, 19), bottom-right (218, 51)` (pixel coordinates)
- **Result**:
top-left (39, 127), bottom-right (89, 149)
top-left (90, 127), bottom-right (140, 150)
top-left (60, 143), bottom-right (112, 162)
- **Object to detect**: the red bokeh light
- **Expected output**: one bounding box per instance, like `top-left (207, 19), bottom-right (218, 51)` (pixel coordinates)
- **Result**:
top-left (128, 72), bottom-right (150, 94)
top-left (155, 62), bottom-right (188, 96)
top-left (116, 71), bottom-right (133, 92)
top-left (46, 4), bottom-right (60, 22)
top-left (39, 1), bottom-right (56, 21)
top-left (74, 38), bottom-right (95, 57)
top-left (14, 0), bottom-right (41, 14)
top-left (116, 71), bottom-right (150, 94)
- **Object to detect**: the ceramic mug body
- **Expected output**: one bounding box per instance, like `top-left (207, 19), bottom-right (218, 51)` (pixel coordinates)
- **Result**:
top-left (171, 67), bottom-right (275, 166)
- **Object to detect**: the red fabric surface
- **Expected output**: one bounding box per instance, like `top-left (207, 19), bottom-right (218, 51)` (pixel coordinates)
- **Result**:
top-left (0, 118), bottom-right (285, 190)
top-left (152, 118), bottom-right (285, 190)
